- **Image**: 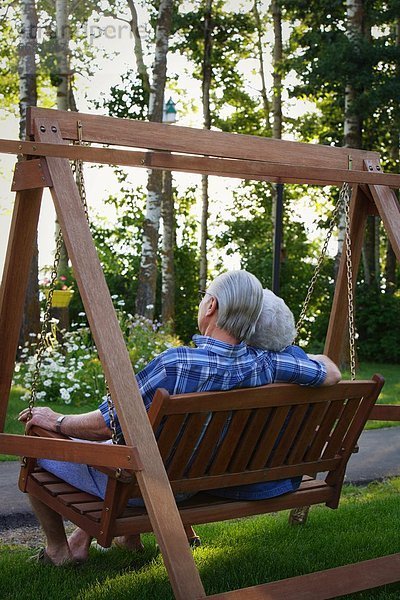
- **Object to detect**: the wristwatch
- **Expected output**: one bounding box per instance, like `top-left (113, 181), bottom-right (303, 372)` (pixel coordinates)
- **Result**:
top-left (56, 415), bottom-right (67, 434)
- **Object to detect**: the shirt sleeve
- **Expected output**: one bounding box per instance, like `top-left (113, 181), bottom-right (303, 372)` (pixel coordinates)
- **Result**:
top-left (271, 348), bottom-right (327, 386)
top-left (98, 354), bottom-right (168, 433)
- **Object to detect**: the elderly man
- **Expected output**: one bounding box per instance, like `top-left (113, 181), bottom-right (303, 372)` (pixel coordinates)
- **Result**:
top-left (19, 271), bottom-right (340, 565)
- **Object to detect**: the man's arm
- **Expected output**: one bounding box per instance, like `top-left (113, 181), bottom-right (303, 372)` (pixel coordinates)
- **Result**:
top-left (18, 407), bottom-right (112, 440)
top-left (307, 354), bottom-right (341, 386)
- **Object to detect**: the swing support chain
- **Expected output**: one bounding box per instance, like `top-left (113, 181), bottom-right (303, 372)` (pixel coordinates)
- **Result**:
top-left (27, 121), bottom-right (119, 446)
top-left (295, 182), bottom-right (356, 377)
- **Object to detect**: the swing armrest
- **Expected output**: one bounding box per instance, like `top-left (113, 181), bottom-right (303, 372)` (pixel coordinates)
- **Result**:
top-left (27, 426), bottom-right (135, 483)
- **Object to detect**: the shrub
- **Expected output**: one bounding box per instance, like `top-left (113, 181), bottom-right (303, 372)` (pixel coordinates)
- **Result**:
top-left (13, 304), bottom-right (182, 406)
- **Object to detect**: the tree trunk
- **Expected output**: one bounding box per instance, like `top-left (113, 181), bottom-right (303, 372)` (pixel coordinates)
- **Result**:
top-left (271, 0), bottom-right (283, 294)
top-left (253, 0), bottom-right (271, 131)
top-left (126, 0), bottom-right (151, 94)
top-left (18, 0), bottom-right (40, 349)
top-left (385, 16), bottom-right (400, 294)
top-left (135, 0), bottom-right (173, 319)
top-left (161, 170), bottom-right (175, 324)
top-left (199, 0), bottom-right (213, 292)
top-left (336, 0), bottom-right (364, 274)
top-left (54, 0), bottom-right (71, 330)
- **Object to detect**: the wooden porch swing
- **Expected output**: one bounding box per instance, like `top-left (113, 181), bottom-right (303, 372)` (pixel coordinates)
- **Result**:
top-left (1, 107), bottom-right (400, 599)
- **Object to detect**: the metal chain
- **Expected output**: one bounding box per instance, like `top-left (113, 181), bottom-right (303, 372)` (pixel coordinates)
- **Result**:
top-left (342, 183), bottom-right (357, 380)
top-left (73, 121), bottom-right (119, 444)
top-left (28, 229), bottom-right (63, 421)
top-left (295, 186), bottom-right (346, 337)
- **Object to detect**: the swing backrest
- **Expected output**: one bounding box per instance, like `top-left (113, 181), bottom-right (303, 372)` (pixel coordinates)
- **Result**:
top-left (125, 375), bottom-right (384, 500)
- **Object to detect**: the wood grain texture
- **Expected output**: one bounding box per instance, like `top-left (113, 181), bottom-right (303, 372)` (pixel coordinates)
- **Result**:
top-left (207, 553), bottom-right (400, 599)
top-left (27, 107), bottom-right (379, 171)
top-left (0, 185), bottom-right (43, 431)
top-left (1, 138), bottom-right (398, 186)
top-left (31, 117), bottom-right (205, 600)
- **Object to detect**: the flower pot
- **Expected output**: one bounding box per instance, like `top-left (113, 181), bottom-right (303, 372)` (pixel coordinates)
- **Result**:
top-left (45, 289), bottom-right (74, 308)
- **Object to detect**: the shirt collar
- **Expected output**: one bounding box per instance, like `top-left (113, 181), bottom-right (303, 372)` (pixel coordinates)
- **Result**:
top-left (192, 334), bottom-right (248, 357)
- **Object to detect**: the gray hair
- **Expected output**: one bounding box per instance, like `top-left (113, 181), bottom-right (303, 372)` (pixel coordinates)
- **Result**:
top-left (207, 270), bottom-right (263, 342)
top-left (248, 288), bottom-right (297, 351)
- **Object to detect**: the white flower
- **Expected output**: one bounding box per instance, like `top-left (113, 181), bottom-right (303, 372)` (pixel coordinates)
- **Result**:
top-left (67, 372), bottom-right (75, 381)
top-left (37, 391), bottom-right (46, 399)
top-left (60, 388), bottom-right (70, 400)
top-left (43, 379), bottom-right (52, 386)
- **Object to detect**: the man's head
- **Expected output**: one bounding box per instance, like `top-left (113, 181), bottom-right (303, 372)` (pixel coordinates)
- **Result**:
top-left (199, 270), bottom-right (263, 342)
top-left (248, 288), bottom-right (296, 351)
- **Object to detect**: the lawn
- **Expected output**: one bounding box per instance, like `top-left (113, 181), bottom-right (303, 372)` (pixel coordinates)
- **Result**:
top-left (0, 479), bottom-right (399, 600)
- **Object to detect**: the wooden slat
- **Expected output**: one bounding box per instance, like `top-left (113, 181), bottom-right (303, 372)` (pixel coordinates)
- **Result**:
top-left (229, 408), bottom-right (272, 472)
top-left (156, 414), bottom-right (187, 463)
top-left (0, 186), bottom-right (43, 431)
top-left (208, 410), bottom-right (252, 476)
top-left (73, 501), bottom-right (104, 514)
top-left (58, 492), bottom-right (101, 505)
top-left (167, 413), bottom-right (210, 479)
top-left (162, 381), bottom-right (378, 414)
top-left (114, 481), bottom-right (333, 535)
top-left (286, 403), bottom-right (328, 465)
top-left (249, 406), bottom-right (291, 470)
top-left (170, 459), bottom-right (341, 494)
top-left (27, 107), bottom-right (380, 171)
top-left (187, 412), bottom-right (231, 478)
top-left (304, 400), bottom-right (345, 462)
top-left (322, 399), bottom-right (361, 460)
top-left (268, 404), bottom-right (309, 467)
top-left (38, 481), bottom-right (77, 497)
top-left (0, 433), bottom-right (141, 470)
top-left (0, 138), bottom-right (397, 186)
top-left (207, 553), bottom-right (400, 599)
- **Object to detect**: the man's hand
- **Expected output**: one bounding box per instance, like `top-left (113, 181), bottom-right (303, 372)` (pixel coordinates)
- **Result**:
top-left (307, 354), bottom-right (341, 386)
top-left (19, 406), bottom-right (112, 441)
top-left (19, 406), bottom-right (62, 434)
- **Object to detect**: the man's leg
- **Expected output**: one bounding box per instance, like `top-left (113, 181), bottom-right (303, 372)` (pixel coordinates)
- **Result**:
top-left (29, 495), bottom-right (73, 565)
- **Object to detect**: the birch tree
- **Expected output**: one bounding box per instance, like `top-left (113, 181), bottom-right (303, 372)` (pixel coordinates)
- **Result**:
top-left (18, 0), bottom-right (40, 347)
top-left (135, 0), bottom-right (173, 319)
top-left (335, 0), bottom-right (364, 276)
top-left (199, 0), bottom-right (213, 292)
top-left (161, 169), bottom-right (175, 323)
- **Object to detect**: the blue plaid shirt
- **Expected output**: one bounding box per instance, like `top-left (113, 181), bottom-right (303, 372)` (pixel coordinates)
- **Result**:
top-left (99, 335), bottom-right (326, 500)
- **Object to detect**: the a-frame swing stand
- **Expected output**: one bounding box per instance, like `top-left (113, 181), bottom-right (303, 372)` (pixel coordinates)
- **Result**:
top-left (0, 107), bottom-right (400, 599)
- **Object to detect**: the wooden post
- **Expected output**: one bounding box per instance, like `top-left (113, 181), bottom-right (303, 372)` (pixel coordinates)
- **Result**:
top-left (324, 185), bottom-right (375, 364)
top-left (32, 117), bottom-right (205, 600)
top-left (0, 184), bottom-right (43, 431)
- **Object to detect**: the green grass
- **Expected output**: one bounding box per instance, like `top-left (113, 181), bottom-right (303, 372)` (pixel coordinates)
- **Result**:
top-left (0, 479), bottom-right (399, 599)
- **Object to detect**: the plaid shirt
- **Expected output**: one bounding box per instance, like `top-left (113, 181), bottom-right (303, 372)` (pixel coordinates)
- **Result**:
top-left (100, 335), bottom-right (325, 421)
top-left (99, 335), bottom-right (326, 500)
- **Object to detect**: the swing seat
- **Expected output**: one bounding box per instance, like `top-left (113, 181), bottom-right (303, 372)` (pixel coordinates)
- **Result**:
top-left (18, 375), bottom-right (384, 549)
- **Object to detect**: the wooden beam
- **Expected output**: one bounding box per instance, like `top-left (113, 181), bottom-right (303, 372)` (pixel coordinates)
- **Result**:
top-left (324, 186), bottom-right (374, 363)
top-left (1, 137), bottom-right (399, 187)
top-left (11, 158), bottom-right (52, 191)
top-left (207, 553), bottom-right (400, 599)
top-left (27, 107), bottom-right (379, 170)
top-left (0, 185), bottom-right (43, 432)
top-left (31, 117), bottom-right (206, 600)
top-left (365, 160), bottom-right (400, 261)
top-left (0, 434), bottom-right (142, 470)
top-left (369, 404), bottom-right (400, 421)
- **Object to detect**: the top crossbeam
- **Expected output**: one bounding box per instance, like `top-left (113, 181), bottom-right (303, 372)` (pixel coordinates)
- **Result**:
top-left (0, 108), bottom-right (399, 187)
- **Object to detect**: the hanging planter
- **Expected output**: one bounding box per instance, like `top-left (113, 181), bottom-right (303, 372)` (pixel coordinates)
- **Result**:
top-left (44, 289), bottom-right (74, 308)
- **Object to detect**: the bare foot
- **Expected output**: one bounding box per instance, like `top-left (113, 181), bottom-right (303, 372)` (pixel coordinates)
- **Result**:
top-left (67, 527), bottom-right (93, 563)
top-left (113, 535), bottom-right (144, 552)
top-left (35, 545), bottom-right (74, 566)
